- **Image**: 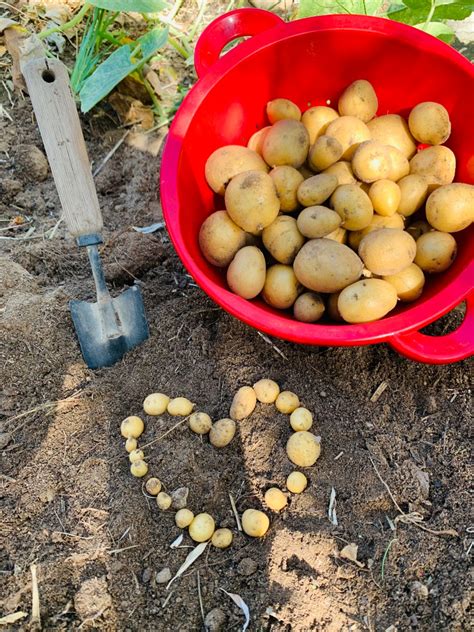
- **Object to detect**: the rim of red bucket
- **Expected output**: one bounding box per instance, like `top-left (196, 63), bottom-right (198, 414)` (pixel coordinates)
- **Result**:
top-left (160, 13), bottom-right (474, 346)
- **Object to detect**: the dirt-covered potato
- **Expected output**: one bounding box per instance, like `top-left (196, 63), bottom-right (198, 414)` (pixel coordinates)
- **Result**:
top-left (225, 171), bottom-right (280, 234)
top-left (275, 391), bottom-right (300, 414)
top-left (262, 215), bottom-right (305, 264)
top-left (227, 246), bottom-right (266, 299)
top-left (415, 231), bottom-right (457, 273)
top-left (293, 291), bottom-right (325, 323)
top-left (209, 418), bottom-right (236, 447)
top-left (325, 226), bottom-right (347, 244)
top-left (205, 145), bottom-right (268, 195)
top-left (247, 126), bottom-right (271, 155)
top-left (383, 263), bottom-right (425, 302)
top-left (323, 160), bottom-right (356, 185)
top-left (325, 115), bottom-right (371, 160)
top-left (338, 79), bottom-right (378, 122)
top-left (242, 509), bottom-right (270, 537)
top-left (286, 471), bottom-right (308, 494)
top-left (368, 180), bottom-right (401, 216)
top-left (308, 135), bottom-right (343, 172)
top-left (189, 513), bottom-right (215, 542)
top-left (385, 145), bottom-right (410, 181)
top-left (301, 105), bottom-right (339, 145)
top-left (189, 412), bottom-right (212, 435)
top-left (327, 291), bottom-right (344, 321)
top-left (338, 279), bottom-right (398, 322)
top-left (426, 183), bottom-right (474, 233)
top-left (199, 211), bottom-right (247, 267)
top-left (348, 213), bottom-right (405, 250)
top-left (409, 146), bottom-right (456, 187)
top-left (297, 205), bottom-right (341, 238)
top-left (297, 174), bottom-right (338, 206)
top-left (330, 184), bottom-right (373, 230)
top-left (352, 140), bottom-right (392, 183)
top-left (286, 431), bottom-right (321, 467)
top-left (230, 386), bottom-right (257, 421)
top-left (359, 228), bottom-right (416, 275)
top-left (397, 174), bottom-right (429, 217)
top-left (269, 165), bottom-right (304, 212)
top-left (263, 264), bottom-right (301, 310)
top-left (253, 379), bottom-right (280, 403)
top-left (267, 98), bottom-right (301, 123)
top-left (264, 487), bottom-right (288, 512)
top-left (406, 219), bottom-right (431, 241)
top-left (367, 114), bottom-right (417, 159)
top-left (408, 101), bottom-right (451, 145)
top-left (262, 119), bottom-right (310, 168)
top-left (293, 239), bottom-right (363, 292)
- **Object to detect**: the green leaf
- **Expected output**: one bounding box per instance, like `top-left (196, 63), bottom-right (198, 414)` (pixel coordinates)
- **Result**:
top-left (297, 0), bottom-right (385, 18)
top-left (388, 0), bottom-right (473, 24)
top-left (88, 0), bottom-right (167, 12)
top-left (415, 20), bottom-right (456, 42)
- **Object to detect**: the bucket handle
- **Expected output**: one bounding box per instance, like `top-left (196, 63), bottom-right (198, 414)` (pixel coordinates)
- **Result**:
top-left (194, 8), bottom-right (284, 79)
top-left (389, 291), bottom-right (474, 364)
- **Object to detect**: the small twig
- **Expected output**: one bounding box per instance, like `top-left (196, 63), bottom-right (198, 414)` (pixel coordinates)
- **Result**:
top-left (197, 572), bottom-right (205, 625)
top-left (139, 417), bottom-right (190, 453)
top-left (229, 493), bottom-right (242, 531)
top-left (107, 544), bottom-right (139, 555)
top-left (257, 331), bottom-right (288, 360)
top-left (380, 538), bottom-right (397, 581)
top-left (30, 564), bottom-right (41, 628)
top-left (0, 473), bottom-right (17, 483)
top-left (93, 130), bottom-right (130, 177)
top-left (370, 381), bottom-right (388, 403)
top-left (161, 591), bottom-right (174, 609)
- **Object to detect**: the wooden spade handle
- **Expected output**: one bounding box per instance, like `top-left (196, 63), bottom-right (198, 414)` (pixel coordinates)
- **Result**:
top-left (22, 58), bottom-right (103, 239)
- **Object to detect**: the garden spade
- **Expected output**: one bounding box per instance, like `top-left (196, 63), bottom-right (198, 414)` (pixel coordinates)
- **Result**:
top-left (22, 57), bottom-right (149, 369)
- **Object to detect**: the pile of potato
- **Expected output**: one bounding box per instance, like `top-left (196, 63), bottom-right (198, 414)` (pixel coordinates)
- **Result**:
top-left (200, 80), bottom-right (474, 323)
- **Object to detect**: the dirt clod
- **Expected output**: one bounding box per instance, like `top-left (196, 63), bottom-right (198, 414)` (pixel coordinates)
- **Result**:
top-left (204, 607), bottom-right (227, 632)
top-left (156, 567), bottom-right (172, 584)
top-left (74, 576), bottom-right (112, 622)
top-left (13, 145), bottom-right (49, 182)
top-left (171, 486), bottom-right (189, 509)
top-left (237, 557), bottom-right (258, 576)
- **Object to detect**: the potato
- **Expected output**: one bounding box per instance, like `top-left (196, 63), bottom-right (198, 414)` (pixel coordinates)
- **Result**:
top-left (359, 228), bottom-right (416, 275)
top-left (242, 508), bottom-right (270, 537)
top-left (352, 140), bottom-right (392, 183)
top-left (145, 478), bottom-right (162, 495)
top-left (189, 412), bottom-right (212, 435)
top-left (227, 246), bottom-right (266, 299)
top-left (397, 174), bottom-right (429, 217)
top-left (247, 126), bottom-right (271, 155)
top-left (406, 219), bottom-right (431, 241)
top-left (414, 231), bottom-right (457, 273)
top-left (264, 488), bottom-right (287, 512)
top-left (209, 418), bottom-right (236, 447)
top-left (286, 471), bottom-right (308, 494)
top-left (205, 145), bottom-right (268, 195)
top-left (143, 393), bottom-right (169, 416)
top-left (286, 431), bottom-right (321, 467)
top-left (267, 98), bottom-right (301, 123)
top-left (130, 460), bottom-right (148, 477)
top-left (367, 114), bottom-right (416, 158)
top-left (297, 205), bottom-right (341, 238)
top-left (385, 145), bottom-right (410, 181)
top-left (297, 173), bottom-right (338, 206)
top-left (368, 180), bottom-right (401, 217)
top-left (269, 166), bottom-right (304, 212)
top-left (129, 449), bottom-right (144, 463)
top-left (323, 160), bottom-right (356, 185)
top-left (330, 184), bottom-right (373, 230)
top-left (338, 79), bottom-right (378, 122)
top-left (409, 146), bottom-right (456, 187)
top-left (189, 513), bottom-right (215, 542)
top-left (325, 226), bottom-right (347, 244)
top-left (383, 263), bottom-right (425, 302)
top-left (262, 119), bottom-right (310, 168)
top-left (230, 386), bottom-right (257, 421)
top-left (327, 291), bottom-right (344, 322)
top-left (121, 416), bottom-right (144, 439)
top-left (157, 491), bottom-right (172, 509)
top-left (167, 397), bottom-right (195, 416)
top-left (253, 379), bottom-right (280, 403)
top-left (325, 115), bottom-right (371, 160)
top-left (302, 105), bottom-right (339, 145)
top-left (125, 437), bottom-right (137, 453)
top-left (293, 292), bottom-right (325, 323)
top-left (199, 211), bottom-right (247, 267)
top-left (308, 135), bottom-right (343, 172)
top-left (338, 279), bottom-right (398, 322)
top-left (225, 171), bottom-right (280, 234)
top-left (175, 508), bottom-right (194, 528)
top-left (348, 213), bottom-right (405, 250)
top-left (263, 264), bottom-right (301, 310)
top-left (211, 528), bottom-right (233, 549)
top-left (408, 101), bottom-right (451, 145)
top-left (262, 215), bottom-right (305, 264)
top-left (294, 239), bottom-right (363, 292)
top-left (426, 183), bottom-right (474, 233)
top-left (275, 391), bottom-right (300, 414)
top-left (290, 407), bottom-right (313, 431)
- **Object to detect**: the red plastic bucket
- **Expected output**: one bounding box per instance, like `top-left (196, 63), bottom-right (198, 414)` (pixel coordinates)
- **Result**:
top-left (160, 9), bottom-right (474, 364)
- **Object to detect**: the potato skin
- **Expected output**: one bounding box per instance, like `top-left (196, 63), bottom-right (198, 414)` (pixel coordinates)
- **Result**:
top-left (359, 228), bottom-right (416, 275)
top-left (409, 146), bottom-right (456, 187)
top-left (293, 239), bottom-right (363, 293)
top-left (286, 431), bottom-right (321, 467)
top-left (297, 205), bottom-right (341, 238)
top-left (348, 212), bottom-right (405, 250)
top-left (293, 292), bottom-right (325, 323)
top-left (408, 101), bottom-right (451, 145)
top-left (352, 140), bottom-right (392, 183)
top-left (247, 126), bottom-right (271, 155)
top-left (205, 145), bottom-right (268, 195)
top-left (199, 211), bottom-right (247, 267)
top-left (253, 379), bottom-right (280, 403)
top-left (267, 98), bottom-right (301, 123)
top-left (323, 160), bottom-right (356, 185)
top-left (367, 114), bottom-right (417, 159)
top-left (269, 166), bottom-right (304, 212)
top-left (325, 115), bottom-right (371, 160)
top-left (338, 279), bottom-right (398, 323)
top-left (301, 105), bottom-right (339, 145)
top-left (327, 291), bottom-right (344, 321)
top-left (385, 145), bottom-right (410, 182)
top-left (263, 264), bottom-right (301, 310)
top-left (369, 180), bottom-right (401, 217)
top-left (396, 174), bottom-right (429, 217)
top-left (426, 183), bottom-right (474, 233)
top-left (227, 246), bottom-right (266, 299)
top-left (297, 174), bottom-right (338, 206)
top-left (383, 263), bottom-right (425, 302)
top-left (225, 170), bottom-right (280, 234)
top-left (308, 135), bottom-right (343, 172)
top-left (262, 215), bottom-right (305, 264)
top-left (338, 79), bottom-right (378, 122)
top-left (262, 119), bottom-right (310, 168)
top-left (230, 386), bottom-right (257, 421)
top-left (325, 226), bottom-right (347, 244)
top-left (330, 184), bottom-right (373, 230)
top-left (209, 418), bottom-right (236, 447)
top-left (414, 231), bottom-right (457, 273)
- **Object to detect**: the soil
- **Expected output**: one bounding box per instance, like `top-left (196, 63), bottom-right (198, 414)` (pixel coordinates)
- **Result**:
top-left (1, 4), bottom-right (473, 632)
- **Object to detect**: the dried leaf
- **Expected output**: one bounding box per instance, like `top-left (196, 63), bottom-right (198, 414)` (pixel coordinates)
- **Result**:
top-left (4, 26), bottom-right (45, 91)
top-left (0, 611), bottom-right (28, 625)
top-left (328, 487), bottom-right (338, 526)
top-left (0, 18), bottom-right (17, 33)
top-left (0, 45), bottom-right (6, 57)
top-left (220, 589), bottom-right (250, 632)
top-left (126, 129), bottom-right (167, 156)
top-left (166, 541), bottom-right (208, 589)
top-left (340, 543), bottom-right (364, 568)
top-left (133, 222), bottom-right (165, 234)
top-left (170, 534), bottom-right (183, 549)
top-left (108, 92), bottom-right (154, 129)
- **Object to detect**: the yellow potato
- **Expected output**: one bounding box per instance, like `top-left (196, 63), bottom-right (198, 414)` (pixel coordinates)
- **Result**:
top-left (129, 449), bottom-right (144, 463)
top-left (286, 431), bottom-right (321, 467)
top-left (426, 183), bottom-right (474, 233)
top-left (262, 119), bottom-right (310, 168)
top-left (267, 98), bottom-right (301, 123)
top-left (253, 379), bottom-right (280, 403)
top-left (406, 219), bottom-right (431, 241)
top-left (125, 437), bottom-right (137, 453)
top-left (121, 416), bottom-right (144, 439)
top-left (323, 160), bottom-right (356, 185)
top-left (156, 492), bottom-right (172, 509)
top-left (145, 478), bottom-right (162, 495)
top-left (325, 115), bottom-right (371, 160)
top-left (143, 393), bottom-right (170, 416)
top-left (269, 165), bottom-right (304, 212)
top-left (227, 246), bottom-right (266, 299)
top-left (286, 471), bottom-right (308, 494)
top-left (325, 226), bottom-right (347, 244)
top-left (397, 174), bottom-right (429, 217)
top-left (275, 391), bottom-right (300, 414)
top-left (263, 264), bottom-right (301, 310)
top-left (367, 114), bottom-right (417, 158)
top-left (189, 513), bottom-right (215, 542)
top-left (205, 145), bottom-right (268, 195)
top-left (167, 397), bottom-right (195, 416)
top-left (338, 279), bottom-right (398, 322)
top-left (247, 126), bottom-right (271, 155)
top-left (189, 412), bottom-right (212, 435)
top-left (297, 174), bottom-right (338, 206)
top-left (294, 238), bottom-right (363, 292)
top-left (369, 180), bottom-right (401, 217)
top-left (348, 213), bottom-right (405, 250)
top-left (130, 460), bottom-right (148, 478)
top-left (297, 205), bottom-right (341, 238)
top-left (264, 488), bottom-right (287, 512)
top-left (293, 292), bottom-right (325, 323)
top-left (225, 171), bottom-right (280, 234)
top-left (352, 140), bottom-right (392, 183)
top-left (199, 211), bottom-right (247, 267)
top-left (385, 145), bottom-right (410, 181)
top-left (359, 228), bottom-right (416, 275)
top-left (209, 418), bottom-right (236, 447)
top-left (408, 101), bottom-right (451, 145)
top-left (242, 508), bottom-right (270, 537)
top-left (338, 79), bottom-right (378, 122)
top-left (308, 135), bottom-right (343, 172)
top-left (302, 105), bottom-right (339, 145)
top-left (290, 407), bottom-right (313, 431)
top-left (327, 291), bottom-right (344, 322)
top-left (330, 184), bottom-right (373, 230)
top-left (211, 528), bottom-right (233, 549)
top-left (230, 386), bottom-right (257, 421)
top-left (409, 146), bottom-right (456, 187)
top-left (383, 263), bottom-right (425, 302)
top-left (414, 231), bottom-right (457, 273)
top-left (262, 215), bottom-right (305, 264)
top-left (175, 508), bottom-right (194, 528)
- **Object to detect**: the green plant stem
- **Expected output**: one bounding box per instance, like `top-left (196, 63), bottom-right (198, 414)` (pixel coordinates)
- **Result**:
top-left (141, 73), bottom-right (164, 118)
top-left (188, 0), bottom-right (208, 40)
top-left (381, 537), bottom-right (397, 582)
top-left (168, 35), bottom-right (190, 58)
top-left (168, 0), bottom-right (185, 21)
top-left (38, 2), bottom-right (91, 40)
top-left (424, 0), bottom-right (437, 29)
